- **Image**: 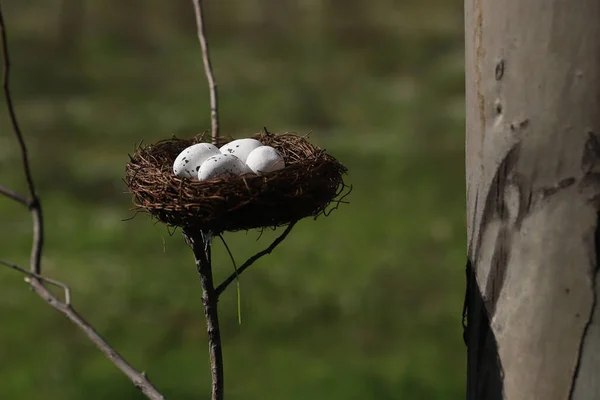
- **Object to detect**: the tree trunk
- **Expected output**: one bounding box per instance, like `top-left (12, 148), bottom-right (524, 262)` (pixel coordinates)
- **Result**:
top-left (464, 0), bottom-right (600, 399)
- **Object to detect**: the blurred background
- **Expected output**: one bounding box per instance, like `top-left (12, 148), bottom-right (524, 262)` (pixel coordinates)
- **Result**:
top-left (0, 1), bottom-right (466, 399)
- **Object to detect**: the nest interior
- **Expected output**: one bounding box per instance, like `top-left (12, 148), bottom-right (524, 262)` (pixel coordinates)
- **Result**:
top-left (125, 131), bottom-right (348, 233)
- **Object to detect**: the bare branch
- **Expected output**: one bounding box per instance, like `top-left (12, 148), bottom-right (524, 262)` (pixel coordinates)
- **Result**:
top-left (29, 200), bottom-right (44, 274)
top-left (0, 4), bottom-right (44, 274)
top-left (0, 259), bottom-right (166, 399)
top-left (215, 222), bottom-right (297, 297)
top-left (28, 278), bottom-right (165, 400)
top-left (0, 184), bottom-right (29, 207)
top-left (192, 0), bottom-right (219, 143)
top-left (0, 5), bottom-right (34, 197)
top-left (185, 231), bottom-right (224, 400)
top-left (0, 4), bottom-right (166, 399)
top-left (0, 258), bottom-right (71, 304)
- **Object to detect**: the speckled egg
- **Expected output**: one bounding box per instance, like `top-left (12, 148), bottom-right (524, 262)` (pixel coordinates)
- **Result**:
top-left (197, 154), bottom-right (250, 181)
top-left (245, 146), bottom-right (285, 174)
top-left (173, 143), bottom-right (220, 179)
top-left (219, 138), bottom-right (263, 163)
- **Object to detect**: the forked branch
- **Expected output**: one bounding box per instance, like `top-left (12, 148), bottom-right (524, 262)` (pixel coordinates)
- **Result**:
top-left (0, 258), bottom-right (71, 304)
top-left (0, 4), bottom-right (165, 399)
top-left (0, 184), bottom-right (29, 206)
top-left (216, 222), bottom-right (297, 297)
top-left (0, 4), bottom-right (43, 274)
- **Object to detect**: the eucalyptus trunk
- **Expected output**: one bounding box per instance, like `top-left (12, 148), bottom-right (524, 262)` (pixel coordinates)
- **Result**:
top-left (464, 0), bottom-right (600, 399)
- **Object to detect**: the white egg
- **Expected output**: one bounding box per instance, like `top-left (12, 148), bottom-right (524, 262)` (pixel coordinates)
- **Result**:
top-left (173, 143), bottom-right (220, 179)
top-left (245, 146), bottom-right (285, 174)
top-left (219, 138), bottom-right (263, 163)
top-left (197, 154), bottom-right (250, 181)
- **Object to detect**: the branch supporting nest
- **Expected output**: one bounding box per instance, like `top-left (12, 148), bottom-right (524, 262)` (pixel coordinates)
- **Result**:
top-left (181, 224), bottom-right (298, 400)
top-left (185, 231), bottom-right (224, 400)
top-left (216, 222), bottom-right (296, 296)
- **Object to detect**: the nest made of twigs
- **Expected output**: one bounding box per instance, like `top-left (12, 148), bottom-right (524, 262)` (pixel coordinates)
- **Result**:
top-left (124, 130), bottom-right (349, 233)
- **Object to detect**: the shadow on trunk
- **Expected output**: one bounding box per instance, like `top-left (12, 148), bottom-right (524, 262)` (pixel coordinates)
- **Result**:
top-left (464, 259), bottom-right (504, 400)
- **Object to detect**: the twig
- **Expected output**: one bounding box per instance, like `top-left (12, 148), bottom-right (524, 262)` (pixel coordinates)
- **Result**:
top-left (0, 258), bottom-right (164, 400)
top-left (0, 6), bottom-right (34, 198)
top-left (29, 277), bottom-right (165, 400)
top-left (0, 4), bottom-right (165, 399)
top-left (185, 231), bottom-right (224, 400)
top-left (192, 0), bottom-right (219, 144)
top-left (0, 4), bottom-right (44, 274)
top-left (0, 184), bottom-right (29, 207)
top-left (0, 266), bottom-right (165, 400)
top-left (0, 258), bottom-right (71, 304)
top-left (216, 222), bottom-right (297, 297)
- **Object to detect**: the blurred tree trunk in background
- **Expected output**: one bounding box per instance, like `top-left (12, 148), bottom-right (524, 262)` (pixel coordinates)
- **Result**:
top-left (464, 0), bottom-right (600, 399)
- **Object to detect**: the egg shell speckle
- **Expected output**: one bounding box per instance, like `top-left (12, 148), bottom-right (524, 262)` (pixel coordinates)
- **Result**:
top-left (219, 138), bottom-right (263, 163)
top-left (173, 143), bottom-right (220, 179)
top-left (197, 153), bottom-right (251, 181)
top-left (245, 146), bottom-right (285, 175)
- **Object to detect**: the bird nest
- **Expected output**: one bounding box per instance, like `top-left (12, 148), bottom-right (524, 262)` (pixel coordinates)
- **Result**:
top-left (124, 131), bottom-right (349, 233)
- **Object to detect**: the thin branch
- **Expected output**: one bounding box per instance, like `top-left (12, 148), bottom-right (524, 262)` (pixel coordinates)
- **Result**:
top-left (28, 277), bottom-right (165, 400)
top-left (0, 184), bottom-right (29, 207)
top-left (0, 258), bottom-right (71, 304)
top-left (216, 222), bottom-right (297, 297)
top-left (29, 199), bottom-right (44, 274)
top-left (0, 4), bottom-right (165, 399)
top-left (0, 5), bottom-right (34, 197)
top-left (217, 234), bottom-right (241, 324)
top-left (0, 259), bottom-right (165, 399)
top-left (0, 4), bottom-right (44, 274)
top-left (185, 231), bottom-right (224, 400)
top-left (192, 0), bottom-right (219, 143)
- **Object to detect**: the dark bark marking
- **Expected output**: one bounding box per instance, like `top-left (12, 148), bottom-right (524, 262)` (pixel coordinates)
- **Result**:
top-left (519, 119), bottom-right (530, 129)
top-left (559, 177), bottom-right (577, 189)
top-left (486, 225), bottom-right (510, 316)
top-left (541, 177), bottom-right (576, 198)
top-left (510, 172), bottom-right (533, 230)
top-left (495, 59), bottom-right (505, 81)
top-left (474, 0), bottom-right (485, 139)
top-left (475, 144), bottom-right (521, 259)
top-left (468, 189), bottom-right (480, 258)
top-left (582, 131), bottom-right (600, 174)
top-left (477, 143), bottom-right (582, 318)
top-left (476, 145), bottom-right (521, 316)
top-left (510, 119), bottom-right (530, 132)
top-left (569, 211), bottom-right (600, 399)
top-left (579, 174), bottom-right (600, 201)
top-left (495, 100), bottom-right (503, 115)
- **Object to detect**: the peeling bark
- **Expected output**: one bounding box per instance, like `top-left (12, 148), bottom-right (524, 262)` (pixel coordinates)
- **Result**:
top-left (464, 0), bottom-right (600, 399)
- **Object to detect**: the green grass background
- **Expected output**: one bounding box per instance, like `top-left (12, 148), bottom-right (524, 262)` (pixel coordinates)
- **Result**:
top-left (0, 1), bottom-right (466, 398)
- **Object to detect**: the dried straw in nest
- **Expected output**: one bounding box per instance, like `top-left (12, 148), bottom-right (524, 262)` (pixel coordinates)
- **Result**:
top-left (124, 131), bottom-right (349, 233)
